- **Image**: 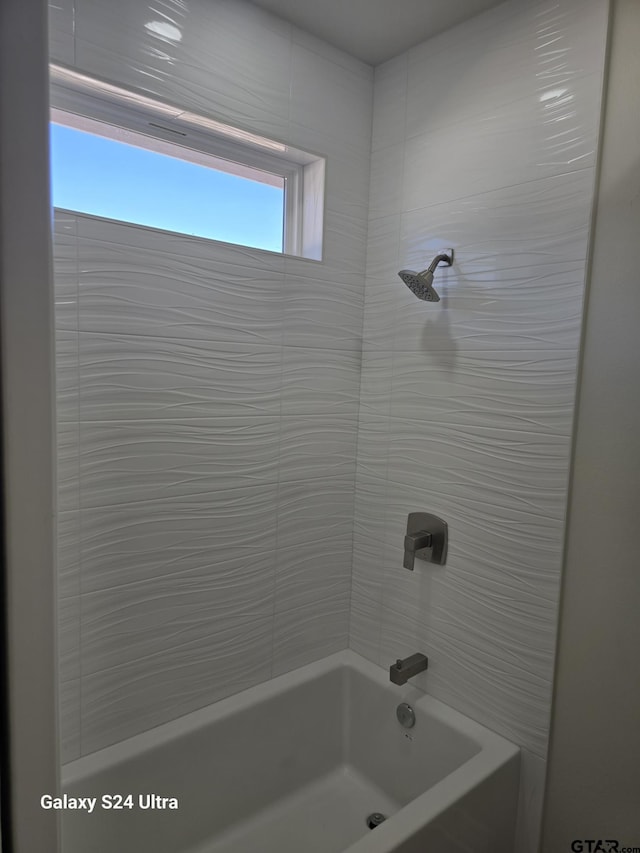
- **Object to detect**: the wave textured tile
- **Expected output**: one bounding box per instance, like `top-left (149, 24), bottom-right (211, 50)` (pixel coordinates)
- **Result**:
top-left (51, 0), bottom-right (371, 759)
top-left (352, 0), bottom-right (608, 849)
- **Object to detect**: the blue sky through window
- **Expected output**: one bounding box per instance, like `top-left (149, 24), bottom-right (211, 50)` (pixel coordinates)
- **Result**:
top-left (50, 123), bottom-right (285, 252)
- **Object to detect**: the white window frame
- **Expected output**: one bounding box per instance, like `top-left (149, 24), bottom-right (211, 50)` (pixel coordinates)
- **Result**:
top-left (49, 64), bottom-right (325, 259)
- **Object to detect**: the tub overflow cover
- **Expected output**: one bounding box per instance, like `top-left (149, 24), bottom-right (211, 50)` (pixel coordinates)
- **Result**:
top-left (396, 702), bottom-right (416, 728)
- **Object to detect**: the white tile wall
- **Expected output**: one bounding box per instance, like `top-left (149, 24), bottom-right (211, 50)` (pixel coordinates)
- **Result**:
top-left (48, 0), bottom-right (75, 64)
top-left (351, 0), bottom-right (608, 848)
top-left (81, 614), bottom-right (274, 754)
top-left (50, 0), bottom-right (372, 760)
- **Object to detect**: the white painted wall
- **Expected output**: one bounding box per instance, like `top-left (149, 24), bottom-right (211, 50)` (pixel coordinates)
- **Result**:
top-left (542, 0), bottom-right (640, 845)
top-left (1, 0), bottom-right (59, 850)
top-left (50, 0), bottom-right (372, 759)
top-left (350, 0), bottom-right (609, 849)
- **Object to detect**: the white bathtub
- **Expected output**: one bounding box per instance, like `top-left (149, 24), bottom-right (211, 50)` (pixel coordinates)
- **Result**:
top-left (61, 651), bottom-right (519, 853)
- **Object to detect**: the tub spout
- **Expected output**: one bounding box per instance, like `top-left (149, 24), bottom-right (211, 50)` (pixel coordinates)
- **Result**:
top-left (389, 653), bottom-right (428, 685)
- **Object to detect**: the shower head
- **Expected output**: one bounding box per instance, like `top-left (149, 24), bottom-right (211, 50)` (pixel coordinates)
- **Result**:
top-left (398, 269), bottom-right (439, 302)
top-left (398, 250), bottom-right (454, 303)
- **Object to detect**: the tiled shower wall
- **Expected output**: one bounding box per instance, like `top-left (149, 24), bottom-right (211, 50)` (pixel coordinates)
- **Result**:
top-left (350, 0), bottom-right (608, 849)
top-left (51, 0), bottom-right (373, 759)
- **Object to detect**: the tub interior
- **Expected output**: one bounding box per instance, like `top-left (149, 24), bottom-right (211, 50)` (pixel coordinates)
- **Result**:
top-left (345, 668), bottom-right (480, 807)
top-left (62, 659), bottom-right (486, 853)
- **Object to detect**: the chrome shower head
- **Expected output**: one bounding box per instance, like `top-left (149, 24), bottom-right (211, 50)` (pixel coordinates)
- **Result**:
top-left (398, 269), bottom-right (440, 302)
top-left (398, 250), bottom-right (454, 302)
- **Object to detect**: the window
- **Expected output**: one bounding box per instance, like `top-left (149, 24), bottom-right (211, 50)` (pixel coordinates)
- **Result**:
top-left (49, 65), bottom-right (325, 259)
top-left (50, 122), bottom-right (286, 252)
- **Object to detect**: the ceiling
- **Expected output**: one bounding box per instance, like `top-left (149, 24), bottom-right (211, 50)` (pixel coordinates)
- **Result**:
top-left (250, 0), bottom-right (504, 65)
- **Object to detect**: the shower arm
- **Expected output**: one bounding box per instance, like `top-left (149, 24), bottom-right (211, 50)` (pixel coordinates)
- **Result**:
top-left (426, 252), bottom-right (453, 274)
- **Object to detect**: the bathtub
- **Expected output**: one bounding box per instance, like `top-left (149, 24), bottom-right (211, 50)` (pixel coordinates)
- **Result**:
top-left (61, 650), bottom-right (519, 853)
